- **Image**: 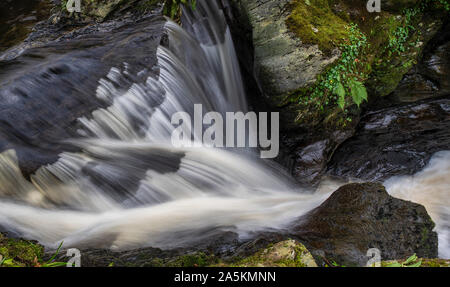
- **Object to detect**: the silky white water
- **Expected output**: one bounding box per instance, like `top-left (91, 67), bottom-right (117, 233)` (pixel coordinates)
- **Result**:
top-left (385, 151), bottom-right (450, 259)
top-left (0, 0), bottom-right (447, 258)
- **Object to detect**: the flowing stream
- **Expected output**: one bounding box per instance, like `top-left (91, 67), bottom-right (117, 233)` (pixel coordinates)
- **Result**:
top-left (0, 0), bottom-right (448, 257)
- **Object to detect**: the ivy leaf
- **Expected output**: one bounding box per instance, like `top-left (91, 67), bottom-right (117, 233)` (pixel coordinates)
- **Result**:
top-left (333, 81), bottom-right (346, 110)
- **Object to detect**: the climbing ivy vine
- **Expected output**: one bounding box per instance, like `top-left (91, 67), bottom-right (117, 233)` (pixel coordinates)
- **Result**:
top-left (300, 23), bottom-right (369, 112)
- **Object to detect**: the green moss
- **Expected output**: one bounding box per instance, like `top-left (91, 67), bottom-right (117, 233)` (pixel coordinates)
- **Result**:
top-left (166, 252), bottom-right (218, 267)
top-left (0, 233), bottom-right (44, 267)
top-left (420, 259), bottom-right (450, 267)
top-left (286, 0), bottom-right (349, 54)
top-left (285, 0), bottom-right (446, 131)
top-left (382, 257), bottom-right (449, 267)
top-left (163, 0), bottom-right (196, 19)
top-left (220, 240), bottom-right (317, 267)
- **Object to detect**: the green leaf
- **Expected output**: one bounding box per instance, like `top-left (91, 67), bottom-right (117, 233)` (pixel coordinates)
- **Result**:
top-left (46, 241), bottom-right (64, 264)
top-left (403, 253), bottom-right (417, 265)
top-left (42, 262), bottom-right (67, 268)
top-left (349, 80), bottom-right (367, 107)
top-left (386, 262), bottom-right (402, 267)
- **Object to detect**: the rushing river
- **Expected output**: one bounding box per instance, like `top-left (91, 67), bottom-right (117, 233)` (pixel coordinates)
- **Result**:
top-left (0, 0), bottom-right (448, 258)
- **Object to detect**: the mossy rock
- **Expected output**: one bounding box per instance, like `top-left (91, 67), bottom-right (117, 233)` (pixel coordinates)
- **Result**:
top-left (286, 0), bottom-right (350, 54)
top-left (382, 258), bottom-right (450, 267)
top-left (221, 239), bottom-right (318, 267)
top-left (0, 233), bottom-right (44, 267)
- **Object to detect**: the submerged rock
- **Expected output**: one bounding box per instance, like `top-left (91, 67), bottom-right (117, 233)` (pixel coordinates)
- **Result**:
top-left (292, 182), bottom-right (438, 266)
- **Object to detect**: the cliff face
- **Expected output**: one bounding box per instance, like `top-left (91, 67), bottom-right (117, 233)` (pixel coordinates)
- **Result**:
top-left (230, 0), bottom-right (449, 184)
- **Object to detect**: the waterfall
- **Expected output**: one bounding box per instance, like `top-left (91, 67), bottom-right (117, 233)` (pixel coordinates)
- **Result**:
top-left (0, 0), bottom-right (334, 251)
top-left (0, 0), bottom-right (447, 258)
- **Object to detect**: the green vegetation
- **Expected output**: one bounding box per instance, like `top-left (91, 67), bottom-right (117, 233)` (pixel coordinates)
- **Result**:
top-left (419, 258), bottom-right (450, 267)
top-left (0, 234), bottom-right (67, 267)
top-left (306, 23), bottom-right (369, 111)
top-left (286, 0), bottom-right (349, 54)
top-left (216, 240), bottom-right (318, 267)
top-left (163, 0), bottom-right (196, 19)
top-left (431, 0), bottom-right (450, 11)
top-left (135, 252), bottom-right (218, 267)
top-left (386, 7), bottom-right (422, 56)
top-left (286, 0), bottom-right (448, 125)
top-left (165, 252), bottom-right (217, 267)
top-left (384, 254), bottom-right (423, 267)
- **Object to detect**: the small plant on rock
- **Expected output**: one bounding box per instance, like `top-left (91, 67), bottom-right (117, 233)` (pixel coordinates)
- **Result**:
top-left (385, 254), bottom-right (423, 267)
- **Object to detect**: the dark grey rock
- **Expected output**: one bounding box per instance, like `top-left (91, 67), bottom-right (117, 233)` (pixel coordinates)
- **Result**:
top-left (327, 97), bottom-right (450, 181)
top-left (291, 182), bottom-right (438, 266)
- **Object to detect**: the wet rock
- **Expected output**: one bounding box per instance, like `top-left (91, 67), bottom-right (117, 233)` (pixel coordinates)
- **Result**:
top-left (0, 0), bottom-right (53, 51)
top-left (292, 182), bottom-right (438, 266)
top-left (383, 0), bottom-right (421, 12)
top-left (327, 97), bottom-right (450, 181)
top-left (0, 14), bottom-right (165, 176)
top-left (231, 0), bottom-right (339, 107)
top-left (390, 20), bottom-right (450, 103)
top-left (288, 129), bottom-right (354, 185)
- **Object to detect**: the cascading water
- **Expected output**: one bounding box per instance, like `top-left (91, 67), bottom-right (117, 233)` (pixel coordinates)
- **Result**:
top-left (0, 0), bottom-right (335, 251)
top-left (0, 0), bottom-right (448, 258)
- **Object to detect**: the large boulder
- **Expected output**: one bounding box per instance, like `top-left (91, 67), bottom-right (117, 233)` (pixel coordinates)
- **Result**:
top-left (229, 0), bottom-right (447, 185)
top-left (292, 182), bottom-right (438, 266)
top-left (231, 0), bottom-right (340, 106)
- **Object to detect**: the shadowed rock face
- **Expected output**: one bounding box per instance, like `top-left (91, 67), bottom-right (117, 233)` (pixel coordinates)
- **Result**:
top-left (383, 0), bottom-right (421, 12)
top-left (291, 183), bottom-right (438, 266)
top-left (390, 20), bottom-right (450, 103)
top-left (327, 97), bottom-right (450, 181)
top-left (231, 0), bottom-right (340, 105)
top-left (0, 0), bottom-right (53, 51)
